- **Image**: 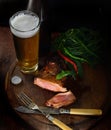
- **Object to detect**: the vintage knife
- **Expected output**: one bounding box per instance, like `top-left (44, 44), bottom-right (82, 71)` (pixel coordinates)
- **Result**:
top-left (15, 106), bottom-right (102, 116)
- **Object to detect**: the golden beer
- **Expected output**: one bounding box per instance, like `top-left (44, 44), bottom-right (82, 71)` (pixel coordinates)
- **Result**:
top-left (9, 10), bottom-right (40, 73)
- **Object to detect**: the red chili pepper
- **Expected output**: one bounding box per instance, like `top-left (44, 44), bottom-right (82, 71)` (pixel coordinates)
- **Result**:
top-left (58, 50), bottom-right (78, 73)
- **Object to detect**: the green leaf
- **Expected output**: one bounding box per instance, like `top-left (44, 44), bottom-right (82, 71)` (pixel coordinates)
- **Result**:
top-left (56, 70), bottom-right (72, 80)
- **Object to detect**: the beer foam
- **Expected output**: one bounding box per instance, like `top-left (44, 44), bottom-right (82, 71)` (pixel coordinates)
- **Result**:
top-left (10, 12), bottom-right (40, 38)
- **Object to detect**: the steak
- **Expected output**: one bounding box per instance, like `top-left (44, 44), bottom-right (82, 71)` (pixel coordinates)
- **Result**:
top-left (34, 77), bottom-right (67, 92)
top-left (45, 90), bottom-right (76, 108)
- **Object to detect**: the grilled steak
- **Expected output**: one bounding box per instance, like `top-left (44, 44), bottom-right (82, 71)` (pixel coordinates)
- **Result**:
top-left (34, 77), bottom-right (67, 92)
top-left (45, 90), bottom-right (76, 108)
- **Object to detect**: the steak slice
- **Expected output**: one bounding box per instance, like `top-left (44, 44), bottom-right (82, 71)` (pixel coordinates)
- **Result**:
top-left (34, 77), bottom-right (67, 92)
top-left (45, 90), bottom-right (76, 108)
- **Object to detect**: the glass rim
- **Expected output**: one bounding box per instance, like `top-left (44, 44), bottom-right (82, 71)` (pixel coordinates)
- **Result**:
top-left (9, 10), bottom-right (40, 33)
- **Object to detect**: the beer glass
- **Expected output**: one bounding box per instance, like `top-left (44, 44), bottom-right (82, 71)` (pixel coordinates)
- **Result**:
top-left (9, 10), bottom-right (40, 73)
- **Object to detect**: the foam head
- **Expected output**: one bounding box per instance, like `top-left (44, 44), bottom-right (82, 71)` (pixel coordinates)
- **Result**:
top-left (9, 10), bottom-right (40, 38)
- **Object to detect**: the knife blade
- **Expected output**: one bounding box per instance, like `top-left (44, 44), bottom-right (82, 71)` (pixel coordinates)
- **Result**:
top-left (15, 106), bottom-right (60, 114)
top-left (15, 106), bottom-right (41, 114)
top-left (15, 106), bottom-right (102, 116)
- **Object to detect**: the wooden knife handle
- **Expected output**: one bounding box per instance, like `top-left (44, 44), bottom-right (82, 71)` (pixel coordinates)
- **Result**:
top-left (47, 115), bottom-right (73, 130)
top-left (70, 108), bottom-right (102, 116)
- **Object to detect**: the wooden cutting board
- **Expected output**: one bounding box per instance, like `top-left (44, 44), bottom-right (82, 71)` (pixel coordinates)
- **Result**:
top-left (5, 60), bottom-right (111, 130)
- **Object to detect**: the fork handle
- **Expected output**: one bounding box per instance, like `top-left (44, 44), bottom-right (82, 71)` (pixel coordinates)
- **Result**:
top-left (47, 115), bottom-right (72, 130)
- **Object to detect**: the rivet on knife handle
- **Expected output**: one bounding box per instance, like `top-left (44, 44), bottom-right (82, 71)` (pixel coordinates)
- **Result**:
top-left (70, 108), bottom-right (102, 116)
top-left (47, 115), bottom-right (73, 130)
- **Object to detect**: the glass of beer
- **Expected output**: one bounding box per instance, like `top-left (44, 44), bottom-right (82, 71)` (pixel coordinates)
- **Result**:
top-left (9, 10), bottom-right (40, 73)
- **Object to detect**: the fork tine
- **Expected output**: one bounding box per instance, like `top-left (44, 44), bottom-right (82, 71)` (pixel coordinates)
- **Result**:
top-left (17, 94), bottom-right (28, 106)
top-left (17, 92), bottom-right (32, 106)
top-left (21, 92), bottom-right (32, 103)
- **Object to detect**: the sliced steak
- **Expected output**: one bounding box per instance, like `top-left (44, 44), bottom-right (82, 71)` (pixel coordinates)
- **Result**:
top-left (45, 90), bottom-right (76, 108)
top-left (34, 77), bottom-right (67, 92)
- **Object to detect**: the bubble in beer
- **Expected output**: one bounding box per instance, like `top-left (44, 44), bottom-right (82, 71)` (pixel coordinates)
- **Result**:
top-left (10, 11), bottom-right (40, 38)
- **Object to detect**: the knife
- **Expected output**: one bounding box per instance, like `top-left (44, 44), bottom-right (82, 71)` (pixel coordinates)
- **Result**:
top-left (15, 106), bottom-right (102, 116)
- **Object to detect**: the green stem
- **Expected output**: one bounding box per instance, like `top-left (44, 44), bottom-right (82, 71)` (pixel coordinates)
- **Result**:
top-left (63, 47), bottom-right (88, 63)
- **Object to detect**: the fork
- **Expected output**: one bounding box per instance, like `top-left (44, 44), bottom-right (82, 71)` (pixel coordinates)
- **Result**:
top-left (17, 92), bottom-right (73, 130)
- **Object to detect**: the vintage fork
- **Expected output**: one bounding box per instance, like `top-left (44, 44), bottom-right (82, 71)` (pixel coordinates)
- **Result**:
top-left (17, 92), bottom-right (73, 130)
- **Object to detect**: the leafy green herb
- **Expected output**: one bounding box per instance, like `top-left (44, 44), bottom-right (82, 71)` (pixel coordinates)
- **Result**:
top-left (52, 27), bottom-right (105, 80)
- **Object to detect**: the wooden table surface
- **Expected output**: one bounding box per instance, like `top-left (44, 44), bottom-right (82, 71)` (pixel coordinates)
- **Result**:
top-left (0, 26), bottom-right (111, 130)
